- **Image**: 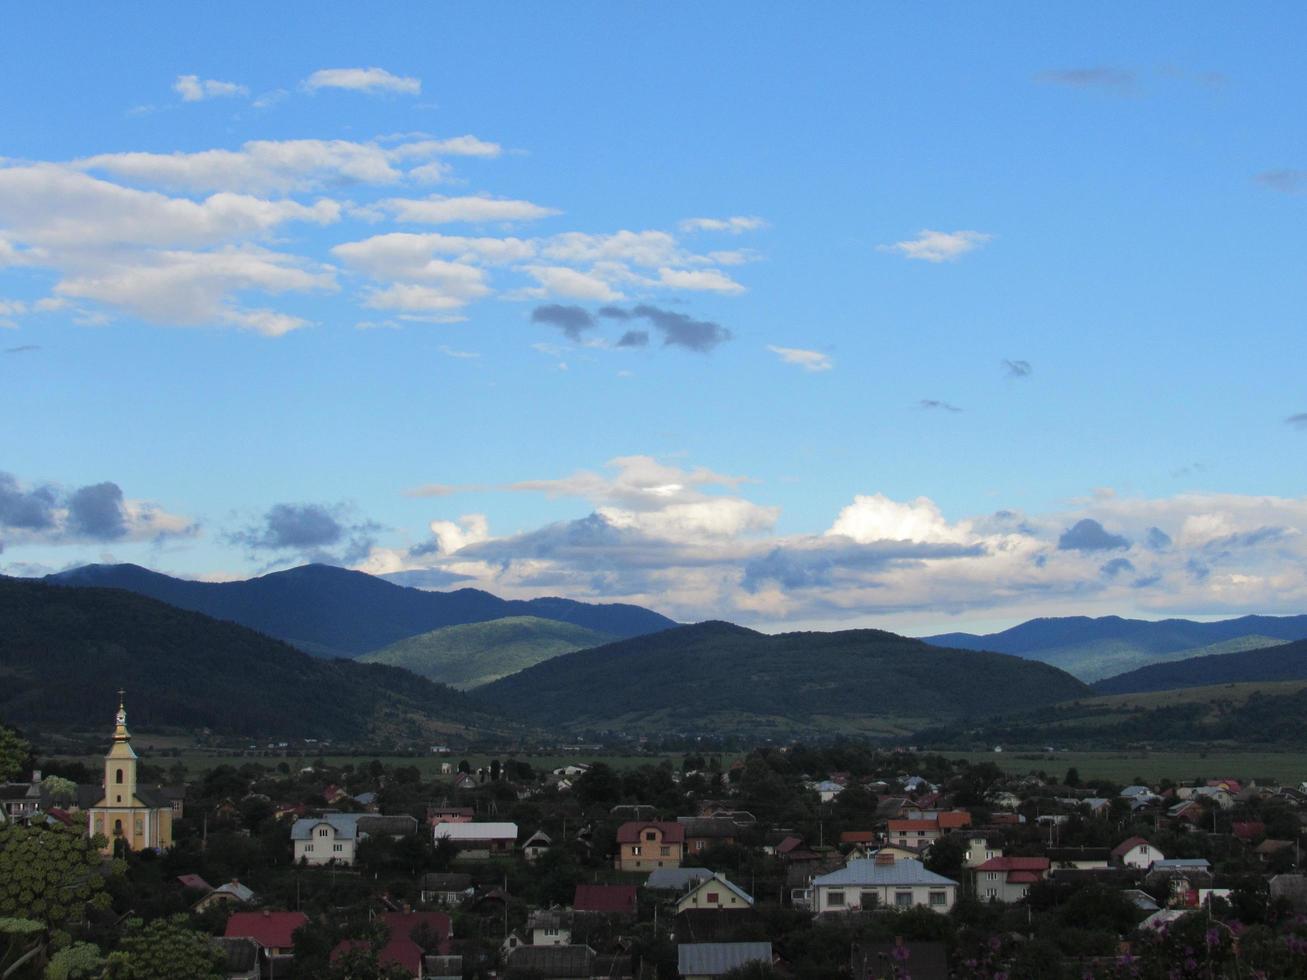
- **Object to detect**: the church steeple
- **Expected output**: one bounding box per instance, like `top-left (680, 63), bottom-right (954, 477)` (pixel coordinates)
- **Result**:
top-left (105, 690), bottom-right (138, 806)
top-left (112, 689), bottom-right (131, 743)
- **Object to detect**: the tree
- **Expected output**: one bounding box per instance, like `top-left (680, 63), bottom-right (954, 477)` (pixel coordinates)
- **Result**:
top-left (0, 824), bottom-right (115, 932)
top-left (0, 726), bottom-right (30, 782)
top-left (0, 917), bottom-right (43, 978)
top-left (40, 775), bottom-right (78, 807)
top-left (45, 941), bottom-right (107, 980)
top-left (103, 915), bottom-right (226, 980)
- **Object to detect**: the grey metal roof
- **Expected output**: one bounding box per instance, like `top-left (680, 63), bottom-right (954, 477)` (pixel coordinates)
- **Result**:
top-left (645, 867), bottom-right (713, 890)
top-left (507, 944), bottom-right (594, 976)
top-left (1152, 858), bottom-right (1210, 869)
top-left (290, 813), bottom-right (359, 841)
top-left (677, 943), bottom-right (772, 977)
top-left (813, 858), bottom-right (957, 888)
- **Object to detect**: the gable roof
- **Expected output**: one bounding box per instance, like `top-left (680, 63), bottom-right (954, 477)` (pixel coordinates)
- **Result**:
top-left (682, 874), bottom-right (753, 906)
top-left (225, 911), bottom-right (309, 949)
top-left (646, 867), bottom-right (714, 891)
top-left (290, 813), bottom-right (359, 841)
top-left (839, 830), bottom-right (876, 844)
top-left (976, 856), bottom-right (1050, 874)
top-left (574, 884), bottom-right (637, 914)
top-left (1111, 836), bottom-right (1155, 858)
top-left (887, 819), bottom-right (939, 833)
top-left (508, 944), bottom-right (595, 976)
top-left (813, 858), bottom-right (957, 888)
top-left (678, 942), bottom-right (772, 977)
top-left (616, 820), bottom-right (685, 844)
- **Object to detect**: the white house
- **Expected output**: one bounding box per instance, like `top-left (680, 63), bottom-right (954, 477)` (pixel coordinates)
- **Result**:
top-left (433, 821), bottom-right (518, 857)
top-left (1112, 836), bottom-right (1166, 870)
top-left (961, 836), bottom-right (1002, 869)
top-left (292, 814), bottom-right (361, 866)
top-left (810, 857), bottom-right (958, 914)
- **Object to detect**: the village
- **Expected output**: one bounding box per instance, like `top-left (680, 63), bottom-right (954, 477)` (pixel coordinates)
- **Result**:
top-left (2, 702), bottom-right (1306, 979)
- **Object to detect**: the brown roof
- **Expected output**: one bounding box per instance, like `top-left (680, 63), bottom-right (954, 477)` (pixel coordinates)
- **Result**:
top-left (888, 819), bottom-right (938, 832)
top-left (574, 884), bottom-right (637, 915)
top-left (616, 820), bottom-right (685, 844)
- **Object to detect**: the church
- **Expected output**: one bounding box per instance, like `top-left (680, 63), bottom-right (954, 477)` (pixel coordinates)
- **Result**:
top-left (86, 693), bottom-right (173, 855)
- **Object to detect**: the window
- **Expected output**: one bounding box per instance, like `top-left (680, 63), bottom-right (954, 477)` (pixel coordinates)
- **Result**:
top-left (305, 844), bottom-right (314, 853)
top-left (319, 828), bottom-right (330, 837)
top-left (895, 891), bottom-right (912, 908)
top-left (986, 850), bottom-right (996, 859)
top-left (334, 844), bottom-right (343, 852)
top-left (631, 845), bottom-right (641, 855)
top-left (116, 769), bottom-right (124, 784)
top-left (645, 831), bottom-right (657, 841)
top-left (827, 890), bottom-right (845, 907)
top-left (660, 846), bottom-right (670, 856)
top-left (113, 819), bottom-right (123, 836)
top-left (985, 887), bottom-right (997, 898)
top-left (695, 841), bottom-right (705, 851)
top-left (860, 891), bottom-right (878, 909)
top-left (964, 850), bottom-right (972, 862)
top-left (929, 891), bottom-right (947, 907)
top-left (706, 892), bottom-right (719, 904)
top-left (987, 872), bottom-right (999, 881)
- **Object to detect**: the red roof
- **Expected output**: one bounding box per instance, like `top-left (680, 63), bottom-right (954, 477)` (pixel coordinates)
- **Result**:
top-left (976, 856), bottom-right (1050, 874)
top-left (574, 884), bottom-right (638, 914)
top-left (1232, 821), bottom-right (1265, 841)
top-left (225, 911), bottom-right (309, 949)
top-left (1111, 836), bottom-right (1151, 859)
top-left (330, 910), bottom-right (452, 974)
top-left (1008, 871), bottom-right (1043, 884)
top-left (937, 811), bottom-right (972, 829)
top-left (616, 821), bottom-right (685, 844)
top-left (887, 820), bottom-right (938, 833)
top-left (776, 836), bottom-right (804, 855)
top-left (177, 874), bottom-right (213, 892)
top-left (840, 831), bottom-right (876, 844)
top-left (333, 937), bottom-right (422, 976)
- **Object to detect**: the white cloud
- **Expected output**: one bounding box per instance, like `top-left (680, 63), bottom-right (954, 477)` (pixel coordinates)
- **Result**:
top-left (522, 265), bottom-right (622, 301)
top-left (657, 266), bottom-right (745, 293)
top-left (303, 67), bottom-right (421, 95)
top-left (378, 194), bottom-right (558, 225)
top-left (363, 274), bottom-right (489, 313)
top-left (678, 216), bottom-right (767, 234)
top-left (542, 230), bottom-right (683, 268)
top-left (767, 345), bottom-right (832, 371)
top-left (879, 229), bottom-right (993, 262)
top-left (827, 494), bottom-right (975, 545)
top-left (428, 514), bottom-right (489, 553)
top-left (391, 136), bottom-right (502, 158)
top-left (173, 75), bottom-right (249, 102)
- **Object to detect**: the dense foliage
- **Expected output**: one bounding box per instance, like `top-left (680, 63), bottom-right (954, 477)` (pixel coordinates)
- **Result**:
top-left (44, 562), bottom-right (673, 656)
top-left (0, 577), bottom-right (497, 739)
top-left (477, 621), bottom-right (1091, 734)
top-left (0, 824), bottom-right (115, 933)
top-left (360, 616), bottom-right (615, 688)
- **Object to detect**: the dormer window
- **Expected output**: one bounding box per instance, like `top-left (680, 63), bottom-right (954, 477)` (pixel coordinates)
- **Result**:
top-left (318, 827), bottom-right (330, 837)
top-left (644, 831), bottom-right (657, 841)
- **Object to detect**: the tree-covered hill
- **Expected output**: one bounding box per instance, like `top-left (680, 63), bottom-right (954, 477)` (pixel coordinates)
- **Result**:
top-left (474, 621), bottom-right (1091, 736)
top-left (42, 562), bottom-right (675, 657)
top-left (358, 615), bottom-right (615, 689)
top-left (1092, 638), bottom-right (1307, 695)
top-left (0, 576), bottom-right (504, 741)
top-left (923, 614), bottom-right (1307, 681)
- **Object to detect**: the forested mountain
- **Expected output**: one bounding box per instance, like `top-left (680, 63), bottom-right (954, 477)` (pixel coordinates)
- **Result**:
top-left (0, 576), bottom-right (502, 740)
top-left (1092, 638), bottom-right (1307, 695)
top-left (923, 614), bottom-right (1307, 682)
top-left (475, 621), bottom-right (1091, 736)
top-left (42, 563), bottom-right (675, 657)
top-left (359, 616), bottom-right (615, 689)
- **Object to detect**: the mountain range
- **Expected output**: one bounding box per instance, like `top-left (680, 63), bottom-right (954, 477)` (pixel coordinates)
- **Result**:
top-left (924, 614), bottom-right (1307, 682)
top-left (358, 616), bottom-right (616, 689)
top-left (1091, 638), bottom-right (1307, 695)
top-left (475, 621), bottom-right (1092, 736)
top-left (0, 576), bottom-right (499, 741)
top-left (43, 563), bottom-right (676, 657)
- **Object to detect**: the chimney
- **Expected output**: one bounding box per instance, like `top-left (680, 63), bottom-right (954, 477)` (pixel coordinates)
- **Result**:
top-left (32, 770), bottom-right (41, 783)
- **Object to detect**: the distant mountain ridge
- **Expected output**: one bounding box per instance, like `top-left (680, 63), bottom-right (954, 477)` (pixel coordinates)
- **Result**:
top-left (923, 614), bottom-right (1307, 682)
top-left (0, 576), bottom-right (501, 740)
top-left (1092, 637), bottom-right (1307, 695)
top-left (475, 621), bottom-right (1091, 736)
top-left (359, 616), bottom-right (616, 689)
top-left (42, 563), bottom-right (676, 657)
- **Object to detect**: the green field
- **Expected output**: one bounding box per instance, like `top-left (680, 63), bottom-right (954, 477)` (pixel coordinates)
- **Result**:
top-left (939, 748), bottom-right (1307, 785)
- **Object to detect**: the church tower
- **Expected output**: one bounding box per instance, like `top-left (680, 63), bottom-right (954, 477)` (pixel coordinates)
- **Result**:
top-left (87, 691), bottom-right (173, 855)
top-left (104, 690), bottom-right (138, 808)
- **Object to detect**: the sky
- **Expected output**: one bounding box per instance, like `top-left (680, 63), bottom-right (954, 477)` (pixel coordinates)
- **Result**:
top-left (2, 4), bottom-right (1306, 634)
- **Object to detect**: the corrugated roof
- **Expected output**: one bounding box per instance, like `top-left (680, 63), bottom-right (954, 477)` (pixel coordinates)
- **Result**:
top-left (225, 911), bottom-right (308, 949)
top-left (574, 884), bottom-right (637, 914)
top-left (677, 942), bottom-right (772, 976)
top-left (290, 813), bottom-right (359, 841)
top-left (508, 944), bottom-right (594, 975)
top-left (646, 867), bottom-right (713, 891)
top-left (813, 858), bottom-right (957, 888)
top-left (616, 820), bottom-right (685, 844)
top-left (432, 821), bottom-right (518, 840)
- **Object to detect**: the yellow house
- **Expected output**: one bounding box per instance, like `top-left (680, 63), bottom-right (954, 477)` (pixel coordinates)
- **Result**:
top-left (674, 873), bottom-right (755, 915)
top-left (86, 693), bottom-right (173, 855)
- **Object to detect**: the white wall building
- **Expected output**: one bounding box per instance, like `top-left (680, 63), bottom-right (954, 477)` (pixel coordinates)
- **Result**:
top-left (810, 857), bottom-right (958, 914)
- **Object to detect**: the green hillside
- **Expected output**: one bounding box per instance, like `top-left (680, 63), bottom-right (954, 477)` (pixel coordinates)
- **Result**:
top-left (0, 576), bottom-right (506, 742)
top-left (474, 621), bottom-right (1091, 736)
top-left (359, 616), bottom-right (616, 689)
top-left (1033, 634), bottom-right (1290, 682)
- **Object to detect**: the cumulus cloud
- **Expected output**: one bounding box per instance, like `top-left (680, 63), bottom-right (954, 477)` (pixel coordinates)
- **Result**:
top-left (522, 266), bottom-right (621, 301)
top-left (173, 75), bottom-right (248, 102)
top-left (0, 471), bottom-right (195, 546)
top-left (303, 67), bottom-right (421, 95)
top-left (1035, 68), bottom-right (1135, 88)
top-left (1003, 359), bottom-right (1032, 378)
top-left (879, 229), bottom-right (993, 262)
top-left (374, 194), bottom-right (558, 225)
top-left (767, 345), bottom-right (831, 372)
top-left (678, 216), bottom-right (767, 234)
top-left (229, 501), bottom-right (379, 565)
top-left (1058, 518), bottom-right (1130, 551)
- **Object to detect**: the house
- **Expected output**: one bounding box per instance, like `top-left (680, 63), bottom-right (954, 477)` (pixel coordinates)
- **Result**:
top-left (427, 805), bottom-right (475, 826)
top-left (810, 856), bottom-right (959, 913)
top-left (527, 909), bottom-right (573, 946)
top-left (614, 820), bottom-right (685, 871)
top-left (852, 940), bottom-right (948, 980)
top-left (960, 836), bottom-right (1002, 869)
top-left (292, 813), bottom-right (420, 866)
top-left (677, 943), bottom-right (772, 980)
top-left (432, 821), bottom-right (518, 856)
top-left (679, 817), bottom-right (738, 856)
top-left (424, 955), bottom-right (464, 980)
top-left (886, 819), bottom-right (941, 849)
top-left (1270, 874), bottom-right (1307, 912)
top-left (0, 781), bottom-right (42, 825)
top-left (1255, 839), bottom-right (1295, 863)
top-left (332, 912), bottom-right (451, 978)
top-left (1232, 821), bottom-right (1266, 842)
top-left (1112, 837), bottom-right (1165, 870)
top-left (523, 829), bottom-right (553, 862)
top-left (176, 873), bottom-right (212, 894)
top-left (574, 884), bottom-right (638, 918)
top-left (645, 867), bottom-right (713, 893)
top-left (1146, 859), bottom-right (1213, 906)
top-left (505, 944), bottom-right (595, 980)
top-left (839, 830), bottom-right (877, 848)
top-left (85, 696), bottom-right (173, 855)
top-left (420, 873), bottom-right (475, 905)
top-left (1046, 847), bottom-right (1111, 870)
top-left (674, 874), bottom-right (754, 915)
top-left (1167, 800), bottom-right (1205, 825)
top-left (811, 780), bottom-right (844, 802)
top-left (973, 857), bottom-right (1050, 902)
top-left (194, 879), bottom-right (255, 912)
top-left (224, 911), bottom-right (309, 973)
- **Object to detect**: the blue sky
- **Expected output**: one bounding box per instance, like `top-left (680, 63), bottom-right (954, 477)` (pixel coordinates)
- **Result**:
top-left (3, 4), bottom-right (1306, 633)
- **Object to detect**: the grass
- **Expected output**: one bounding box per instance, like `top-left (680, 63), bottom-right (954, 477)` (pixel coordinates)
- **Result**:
top-left (938, 748), bottom-right (1307, 785)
